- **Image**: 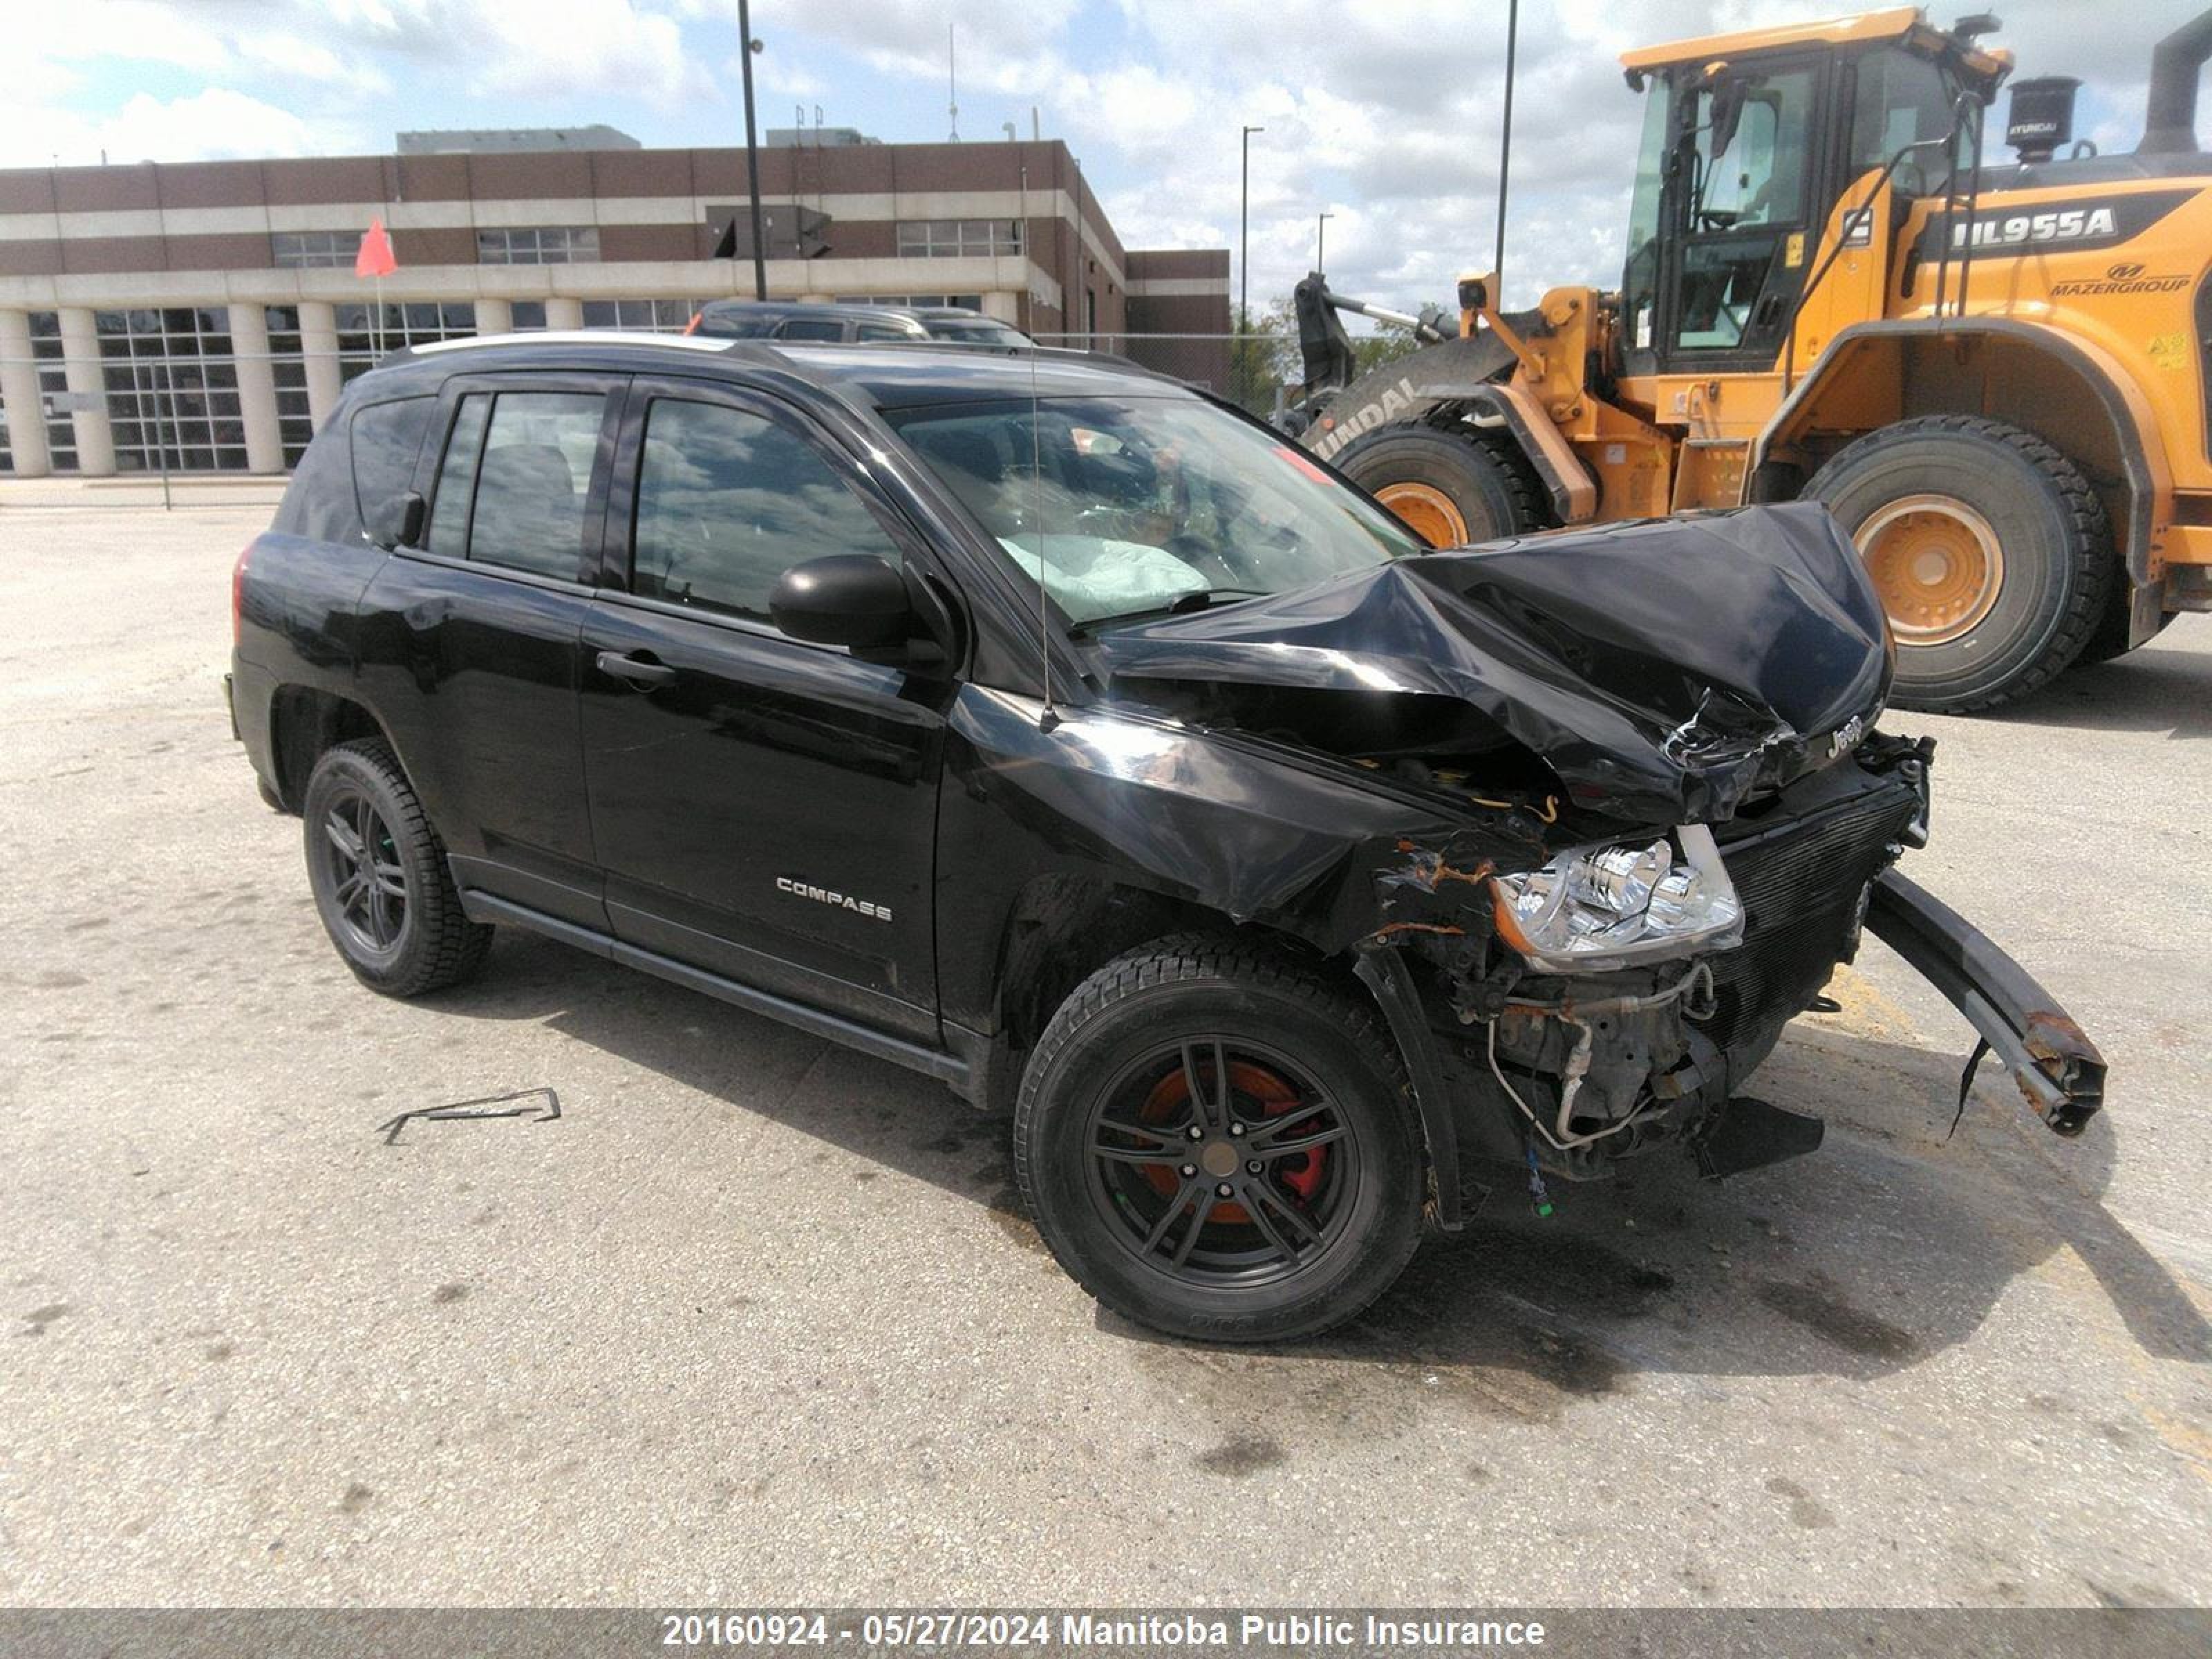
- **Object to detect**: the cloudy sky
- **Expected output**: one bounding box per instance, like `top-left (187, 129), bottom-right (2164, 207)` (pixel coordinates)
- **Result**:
top-left (10, 1), bottom-right (2197, 317)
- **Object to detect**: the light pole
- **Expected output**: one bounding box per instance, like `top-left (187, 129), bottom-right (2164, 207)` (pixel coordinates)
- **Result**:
top-left (737, 0), bottom-right (768, 301)
top-left (1316, 210), bottom-right (1334, 276)
top-left (1239, 124), bottom-right (1264, 330)
top-left (1495, 0), bottom-right (1519, 294)
top-left (1239, 123), bottom-right (1264, 404)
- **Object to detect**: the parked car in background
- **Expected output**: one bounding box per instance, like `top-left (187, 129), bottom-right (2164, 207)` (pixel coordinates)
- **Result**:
top-left (901, 307), bottom-right (1033, 346)
top-left (683, 299), bottom-right (930, 343)
top-left (227, 332), bottom-right (2103, 1344)
top-left (684, 299), bottom-right (1033, 347)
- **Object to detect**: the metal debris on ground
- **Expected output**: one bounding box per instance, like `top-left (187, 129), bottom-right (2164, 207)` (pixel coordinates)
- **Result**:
top-left (377, 1087), bottom-right (563, 1145)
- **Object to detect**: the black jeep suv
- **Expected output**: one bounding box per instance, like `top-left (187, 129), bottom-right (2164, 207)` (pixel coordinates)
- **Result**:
top-left (229, 332), bottom-right (2104, 1342)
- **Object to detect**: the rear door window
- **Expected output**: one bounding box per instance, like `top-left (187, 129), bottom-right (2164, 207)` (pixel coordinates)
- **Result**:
top-left (774, 318), bottom-right (846, 341)
top-left (629, 397), bottom-right (902, 625)
top-left (425, 390), bottom-right (607, 581)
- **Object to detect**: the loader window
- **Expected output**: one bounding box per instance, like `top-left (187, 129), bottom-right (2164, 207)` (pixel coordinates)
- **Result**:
top-left (1673, 64), bottom-right (1816, 356)
top-left (1849, 48), bottom-right (1957, 196)
top-left (1621, 82), bottom-right (1671, 357)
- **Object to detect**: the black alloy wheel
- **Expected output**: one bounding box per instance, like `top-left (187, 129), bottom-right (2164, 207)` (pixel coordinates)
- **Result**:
top-left (1086, 1035), bottom-right (1358, 1284)
top-left (1016, 936), bottom-right (1423, 1342)
top-left (317, 783), bottom-right (408, 958)
top-left (301, 738), bottom-right (493, 997)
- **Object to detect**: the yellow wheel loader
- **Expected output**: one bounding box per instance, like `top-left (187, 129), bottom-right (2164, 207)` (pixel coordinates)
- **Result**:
top-left (1289, 7), bottom-right (2212, 713)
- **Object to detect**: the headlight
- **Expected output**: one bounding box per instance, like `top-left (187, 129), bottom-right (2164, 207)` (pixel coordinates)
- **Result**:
top-left (1490, 824), bottom-right (1743, 973)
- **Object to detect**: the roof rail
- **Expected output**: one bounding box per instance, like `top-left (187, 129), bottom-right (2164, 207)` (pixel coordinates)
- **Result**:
top-left (409, 330), bottom-right (740, 356)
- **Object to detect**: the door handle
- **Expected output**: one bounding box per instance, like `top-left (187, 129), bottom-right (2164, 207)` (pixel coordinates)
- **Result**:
top-left (595, 649), bottom-right (677, 689)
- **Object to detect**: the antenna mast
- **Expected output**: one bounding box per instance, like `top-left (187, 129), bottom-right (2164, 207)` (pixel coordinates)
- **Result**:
top-left (1020, 163), bottom-right (1058, 733)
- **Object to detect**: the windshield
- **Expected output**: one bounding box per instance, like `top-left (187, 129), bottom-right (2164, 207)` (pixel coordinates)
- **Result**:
top-left (886, 395), bottom-right (1425, 627)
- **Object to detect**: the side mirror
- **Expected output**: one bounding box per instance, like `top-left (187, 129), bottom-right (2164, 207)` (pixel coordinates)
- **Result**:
top-left (397, 491), bottom-right (426, 548)
top-left (770, 554), bottom-right (917, 653)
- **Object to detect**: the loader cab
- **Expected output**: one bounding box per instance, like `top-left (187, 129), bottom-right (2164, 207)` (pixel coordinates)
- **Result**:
top-left (1619, 21), bottom-right (1994, 381)
top-left (1622, 51), bottom-right (1837, 376)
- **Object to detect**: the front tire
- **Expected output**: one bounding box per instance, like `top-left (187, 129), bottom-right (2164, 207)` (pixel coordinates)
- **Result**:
top-left (1336, 427), bottom-right (1545, 547)
top-left (1014, 937), bottom-right (1423, 1343)
top-left (302, 738), bottom-right (492, 997)
top-left (1806, 415), bottom-right (2112, 713)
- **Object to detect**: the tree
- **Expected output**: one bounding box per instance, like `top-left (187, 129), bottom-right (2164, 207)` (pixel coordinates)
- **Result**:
top-left (1227, 300), bottom-right (1297, 418)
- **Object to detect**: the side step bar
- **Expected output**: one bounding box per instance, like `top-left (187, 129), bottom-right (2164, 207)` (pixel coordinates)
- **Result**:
top-left (1864, 870), bottom-right (2106, 1137)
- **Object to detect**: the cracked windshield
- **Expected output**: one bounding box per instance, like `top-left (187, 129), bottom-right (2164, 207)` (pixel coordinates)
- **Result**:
top-left (888, 396), bottom-right (1425, 628)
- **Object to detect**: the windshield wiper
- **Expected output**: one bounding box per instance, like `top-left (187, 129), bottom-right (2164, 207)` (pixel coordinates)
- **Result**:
top-left (1072, 587), bottom-right (1268, 635)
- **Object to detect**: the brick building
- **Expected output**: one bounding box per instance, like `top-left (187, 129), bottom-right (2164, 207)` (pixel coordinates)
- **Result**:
top-left (0, 132), bottom-right (1230, 477)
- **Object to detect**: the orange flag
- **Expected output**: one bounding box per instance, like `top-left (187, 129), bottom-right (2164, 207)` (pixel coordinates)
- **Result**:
top-left (355, 217), bottom-right (398, 279)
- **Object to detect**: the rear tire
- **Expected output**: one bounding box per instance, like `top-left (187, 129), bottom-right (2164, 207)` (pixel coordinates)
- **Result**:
top-left (303, 738), bottom-right (493, 997)
top-left (1806, 415), bottom-right (2112, 713)
top-left (1014, 936), bottom-right (1423, 1343)
top-left (1336, 426), bottom-right (1545, 547)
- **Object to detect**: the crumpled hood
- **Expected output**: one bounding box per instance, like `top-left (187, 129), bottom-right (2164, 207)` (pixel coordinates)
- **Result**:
top-left (1093, 503), bottom-right (1893, 824)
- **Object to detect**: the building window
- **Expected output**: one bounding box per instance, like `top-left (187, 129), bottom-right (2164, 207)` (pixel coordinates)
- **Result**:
top-left (332, 302), bottom-right (477, 385)
top-left (263, 306), bottom-right (315, 467)
top-left (477, 226), bottom-right (600, 265)
top-left (95, 308), bottom-right (247, 473)
top-left (27, 312), bottom-right (79, 473)
top-left (835, 294), bottom-right (986, 310)
top-left (272, 231), bottom-right (356, 269)
top-left (580, 299), bottom-right (695, 332)
top-left (894, 220), bottom-right (1021, 259)
top-left (509, 301), bottom-right (548, 330)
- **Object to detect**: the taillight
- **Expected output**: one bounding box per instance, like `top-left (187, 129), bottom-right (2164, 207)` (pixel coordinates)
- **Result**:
top-left (232, 543), bottom-right (251, 647)
top-left (683, 312), bottom-right (702, 335)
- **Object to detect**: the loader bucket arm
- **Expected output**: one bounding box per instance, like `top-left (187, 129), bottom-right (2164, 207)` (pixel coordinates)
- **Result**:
top-left (1292, 272), bottom-right (1359, 395)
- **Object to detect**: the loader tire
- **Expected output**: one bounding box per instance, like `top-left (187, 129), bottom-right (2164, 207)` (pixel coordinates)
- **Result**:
top-left (1806, 415), bottom-right (2112, 714)
top-left (1336, 427), bottom-right (1546, 548)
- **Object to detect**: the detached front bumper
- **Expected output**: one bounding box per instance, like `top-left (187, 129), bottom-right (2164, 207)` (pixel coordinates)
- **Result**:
top-left (1866, 870), bottom-right (2106, 1137)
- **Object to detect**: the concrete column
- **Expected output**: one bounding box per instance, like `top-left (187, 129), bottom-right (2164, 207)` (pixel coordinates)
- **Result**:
top-left (980, 291), bottom-right (1021, 325)
top-left (474, 298), bottom-right (512, 336)
top-left (226, 303), bottom-right (283, 475)
top-left (546, 296), bottom-right (585, 330)
top-left (299, 301), bottom-right (342, 433)
top-left (56, 307), bottom-right (114, 476)
top-left (0, 310), bottom-right (52, 477)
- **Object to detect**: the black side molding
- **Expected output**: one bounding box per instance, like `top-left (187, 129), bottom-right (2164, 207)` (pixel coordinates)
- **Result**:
top-left (457, 889), bottom-right (971, 1093)
top-left (1864, 870), bottom-right (2106, 1137)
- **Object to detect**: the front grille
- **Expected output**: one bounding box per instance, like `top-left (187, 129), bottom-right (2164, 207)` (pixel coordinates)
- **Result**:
top-left (1703, 770), bottom-right (1921, 1055)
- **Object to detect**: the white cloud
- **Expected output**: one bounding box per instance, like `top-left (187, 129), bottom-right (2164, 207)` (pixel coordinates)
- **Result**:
top-left (5, 0), bottom-right (2191, 321)
top-left (0, 87), bottom-right (363, 169)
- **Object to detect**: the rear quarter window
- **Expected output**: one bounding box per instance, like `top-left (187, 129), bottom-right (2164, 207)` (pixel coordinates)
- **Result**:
top-left (350, 397), bottom-right (435, 547)
top-left (270, 390), bottom-right (435, 548)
